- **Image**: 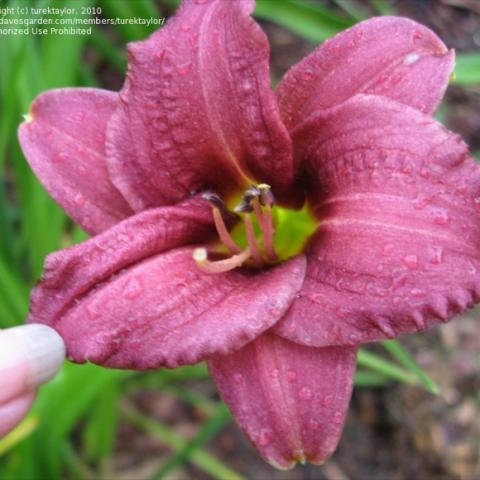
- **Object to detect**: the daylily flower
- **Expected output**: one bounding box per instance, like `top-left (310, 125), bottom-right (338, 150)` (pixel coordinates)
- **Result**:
top-left (18, 0), bottom-right (479, 470)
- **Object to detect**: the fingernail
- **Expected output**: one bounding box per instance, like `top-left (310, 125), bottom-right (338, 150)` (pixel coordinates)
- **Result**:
top-left (0, 324), bottom-right (65, 404)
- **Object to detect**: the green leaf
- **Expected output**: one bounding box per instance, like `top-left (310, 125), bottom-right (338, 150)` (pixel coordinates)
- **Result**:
top-left (453, 53), bottom-right (480, 85)
top-left (357, 348), bottom-right (417, 385)
top-left (122, 401), bottom-right (244, 480)
top-left (255, 0), bottom-right (354, 42)
top-left (381, 340), bottom-right (439, 394)
top-left (354, 369), bottom-right (390, 387)
top-left (83, 384), bottom-right (120, 463)
top-left (152, 403), bottom-right (231, 480)
top-left (0, 415), bottom-right (38, 456)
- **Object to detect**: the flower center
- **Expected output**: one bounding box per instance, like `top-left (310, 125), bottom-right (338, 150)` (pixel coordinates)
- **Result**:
top-left (193, 185), bottom-right (316, 274)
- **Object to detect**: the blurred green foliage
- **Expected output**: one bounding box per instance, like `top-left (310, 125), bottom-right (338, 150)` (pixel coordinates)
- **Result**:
top-left (0, 0), bottom-right (475, 478)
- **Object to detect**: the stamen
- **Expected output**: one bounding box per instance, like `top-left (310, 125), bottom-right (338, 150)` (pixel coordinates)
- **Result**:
top-left (193, 247), bottom-right (251, 274)
top-left (212, 208), bottom-right (242, 254)
top-left (244, 213), bottom-right (263, 265)
top-left (234, 185), bottom-right (260, 213)
top-left (258, 184), bottom-right (275, 207)
top-left (261, 203), bottom-right (277, 261)
top-left (253, 185), bottom-right (277, 261)
top-left (203, 192), bottom-right (242, 254)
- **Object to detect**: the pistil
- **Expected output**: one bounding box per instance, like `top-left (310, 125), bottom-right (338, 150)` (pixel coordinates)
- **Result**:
top-left (244, 213), bottom-right (263, 265)
top-left (193, 247), bottom-right (251, 274)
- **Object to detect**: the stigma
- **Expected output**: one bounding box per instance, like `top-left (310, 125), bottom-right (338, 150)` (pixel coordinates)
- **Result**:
top-left (193, 185), bottom-right (277, 274)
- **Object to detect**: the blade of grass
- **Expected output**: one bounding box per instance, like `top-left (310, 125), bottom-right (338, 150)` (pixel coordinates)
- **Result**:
top-left (381, 340), bottom-right (439, 394)
top-left (255, 0), bottom-right (354, 42)
top-left (101, 0), bottom-right (157, 42)
top-left (453, 53), bottom-right (480, 85)
top-left (62, 441), bottom-right (94, 480)
top-left (354, 369), bottom-right (390, 387)
top-left (89, 27), bottom-right (127, 72)
top-left (357, 348), bottom-right (417, 385)
top-left (30, 364), bottom-right (132, 479)
top-left (152, 403), bottom-right (231, 480)
top-left (0, 415), bottom-right (38, 456)
top-left (162, 385), bottom-right (218, 416)
top-left (83, 383), bottom-right (120, 464)
top-left (0, 256), bottom-right (29, 326)
top-left (121, 401), bottom-right (244, 480)
top-left (331, 0), bottom-right (369, 21)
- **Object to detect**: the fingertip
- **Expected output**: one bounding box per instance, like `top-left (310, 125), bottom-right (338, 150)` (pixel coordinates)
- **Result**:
top-left (19, 324), bottom-right (66, 387)
top-left (0, 324), bottom-right (65, 404)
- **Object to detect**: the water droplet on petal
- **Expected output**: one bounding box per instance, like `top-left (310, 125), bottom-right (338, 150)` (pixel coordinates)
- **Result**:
top-left (348, 332), bottom-right (361, 343)
top-left (322, 394), bottom-right (333, 407)
top-left (332, 411), bottom-right (343, 423)
top-left (309, 419), bottom-right (320, 430)
top-left (410, 288), bottom-right (426, 298)
top-left (301, 70), bottom-right (314, 81)
top-left (413, 31), bottom-right (423, 40)
top-left (53, 152), bottom-right (68, 163)
top-left (382, 243), bottom-right (394, 256)
top-left (403, 52), bottom-right (420, 65)
top-left (429, 246), bottom-right (444, 265)
top-left (233, 373), bottom-right (243, 384)
top-left (241, 80), bottom-right (254, 93)
top-left (298, 386), bottom-right (313, 401)
top-left (189, 32), bottom-right (199, 46)
top-left (175, 60), bottom-right (193, 76)
top-left (403, 254), bottom-right (418, 270)
top-left (73, 111), bottom-right (85, 121)
top-left (432, 209), bottom-right (450, 225)
top-left (74, 193), bottom-right (85, 206)
top-left (412, 194), bottom-right (430, 209)
top-left (271, 368), bottom-right (279, 379)
top-left (287, 370), bottom-right (297, 382)
top-left (85, 303), bottom-right (100, 319)
top-left (474, 197), bottom-right (480, 212)
top-left (258, 429), bottom-right (272, 446)
top-left (123, 276), bottom-right (143, 299)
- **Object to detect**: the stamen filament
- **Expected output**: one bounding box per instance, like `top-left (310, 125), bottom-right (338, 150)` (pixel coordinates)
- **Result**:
top-left (252, 198), bottom-right (266, 232)
top-left (252, 198), bottom-right (277, 261)
top-left (193, 247), bottom-right (251, 274)
top-left (244, 213), bottom-right (263, 265)
top-left (212, 207), bottom-right (242, 254)
top-left (262, 204), bottom-right (277, 261)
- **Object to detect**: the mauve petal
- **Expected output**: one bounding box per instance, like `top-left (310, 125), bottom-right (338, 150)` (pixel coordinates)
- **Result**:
top-left (106, 0), bottom-right (298, 211)
top-left (38, 251), bottom-right (305, 369)
top-left (209, 333), bottom-right (357, 469)
top-left (274, 94), bottom-right (480, 346)
top-left (29, 196), bottom-right (216, 329)
top-left (18, 88), bottom-right (133, 235)
top-left (276, 16), bottom-right (454, 130)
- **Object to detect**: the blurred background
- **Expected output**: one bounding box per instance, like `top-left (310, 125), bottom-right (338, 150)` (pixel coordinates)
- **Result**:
top-left (0, 0), bottom-right (479, 479)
